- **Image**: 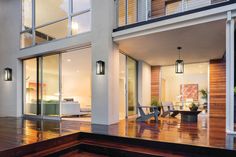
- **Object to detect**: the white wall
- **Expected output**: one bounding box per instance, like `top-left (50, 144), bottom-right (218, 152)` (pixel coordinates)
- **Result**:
top-left (138, 61), bottom-right (151, 106)
top-left (0, 0), bottom-right (120, 126)
top-left (91, 0), bottom-right (119, 125)
top-left (0, 0), bottom-right (22, 117)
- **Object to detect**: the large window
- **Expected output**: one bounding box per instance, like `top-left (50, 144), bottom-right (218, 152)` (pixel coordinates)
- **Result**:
top-left (23, 48), bottom-right (92, 119)
top-left (21, 0), bottom-right (91, 49)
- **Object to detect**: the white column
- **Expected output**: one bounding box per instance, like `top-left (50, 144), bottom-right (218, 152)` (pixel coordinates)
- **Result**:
top-left (91, 0), bottom-right (119, 125)
top-left (226, 11), bottom-right (235, 134)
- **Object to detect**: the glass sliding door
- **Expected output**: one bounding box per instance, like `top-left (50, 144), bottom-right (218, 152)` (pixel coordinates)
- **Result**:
top-left (119, 53), bottom-right (126, 120)
top-left (23, 58), bottom-right (39, 115)
top-left (127, 57), bottom-right (137, 116)
top-left (42, 54), bottom-right (60, 117)
top-left (23, 54), bottom-right (60, 118)
top-left (61, 48), bottom-right (92, 118)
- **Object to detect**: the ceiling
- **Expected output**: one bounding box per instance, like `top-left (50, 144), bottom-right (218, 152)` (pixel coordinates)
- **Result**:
top-left (116, 20), bottom-right (226, 66)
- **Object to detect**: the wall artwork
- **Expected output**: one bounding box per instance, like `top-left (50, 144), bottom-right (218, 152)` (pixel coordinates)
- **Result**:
top-left (180, 84), bottom-right (198, 101)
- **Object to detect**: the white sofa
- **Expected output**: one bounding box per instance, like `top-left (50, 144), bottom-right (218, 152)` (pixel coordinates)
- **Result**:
top-left (61, 101), bottom-right (91, 116)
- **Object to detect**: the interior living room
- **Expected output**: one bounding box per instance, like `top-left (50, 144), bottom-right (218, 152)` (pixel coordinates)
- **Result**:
top-left (23, 47), bottom-right (92, 122)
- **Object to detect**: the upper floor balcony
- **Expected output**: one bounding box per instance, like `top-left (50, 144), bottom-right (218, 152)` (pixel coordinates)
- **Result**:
top-left (115, 0), bottom-right (231, 31)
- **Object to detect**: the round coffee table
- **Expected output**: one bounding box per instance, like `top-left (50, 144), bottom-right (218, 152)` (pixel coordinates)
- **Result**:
top-left (178, 110), bottom-right (201, 122)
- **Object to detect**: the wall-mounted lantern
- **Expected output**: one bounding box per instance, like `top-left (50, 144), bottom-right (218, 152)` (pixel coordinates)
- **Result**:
top-left (96, 60), bottom-right (105, 75)
top-left (175, 47), bottom-right (184, 74)
top-left (4, 68), bottom-right (12, 81)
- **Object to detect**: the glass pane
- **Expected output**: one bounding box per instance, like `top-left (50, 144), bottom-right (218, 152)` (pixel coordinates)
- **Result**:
top-left (118, 0), bottom-right (126, 26)
top-left (119, 53), bottom-right (126, 120)
top-left (35, 0), bottom-right (68, 26)
top-left (127, 57), bottom-right (137, 116)
top-left (61, 48), bottom-right (92, 117)
top-left (23, 58), bottom-right (38, 115)
top-left (36, 19), bottom-right (68, 45)
top-left (42, 55), bottom-right (60, 116)
top-left (72, 12), bottom-right (91, 35)
top-left (166, 1), bottom-right (182, 15)
top-left (21, 30), bottom-right (33, 48)
top-left (127, 0), bottom-right (137, 24)
top-left (72, 0), bottom-right (90, 13)
top-left (185, 0), bottom-right (211, 11)
top-left (22, 0), bottom-right (32, 30)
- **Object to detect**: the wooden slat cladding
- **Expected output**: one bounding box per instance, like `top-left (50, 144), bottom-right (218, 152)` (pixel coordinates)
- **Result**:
top-left (209, 59), bottom-right (226, 118)
top-left (118, 0), bottom-right (137, 26)
top-left (151, 0), bottom-right (165, 18)
top-left (151, 66), bottom-right (160, 100)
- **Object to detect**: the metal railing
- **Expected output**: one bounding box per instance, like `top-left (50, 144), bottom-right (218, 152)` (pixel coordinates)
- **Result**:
top-left (116, 0), bottom-right (228, 27)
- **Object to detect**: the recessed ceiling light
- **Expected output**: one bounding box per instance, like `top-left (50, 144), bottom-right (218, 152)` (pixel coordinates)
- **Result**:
top-left (67, 59), bottom-right (71, 62)
top-left (76, 70), bottom-right (79, 73)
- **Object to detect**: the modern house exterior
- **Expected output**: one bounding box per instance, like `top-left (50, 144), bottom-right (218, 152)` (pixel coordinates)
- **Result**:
top-left (0, 0), bottom-right (236, 136)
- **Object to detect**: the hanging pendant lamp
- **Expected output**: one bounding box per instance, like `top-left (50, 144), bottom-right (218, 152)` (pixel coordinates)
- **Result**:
top-left (175, 47), bottom-right (184, 74)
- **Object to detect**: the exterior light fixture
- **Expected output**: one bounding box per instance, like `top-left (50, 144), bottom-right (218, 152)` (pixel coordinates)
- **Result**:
top-left (96, 60), bottom-right (105, 75)
top-left (4, 68), bottom-right (12, 81)
top-left (175, 47), bottom-right (184, 74)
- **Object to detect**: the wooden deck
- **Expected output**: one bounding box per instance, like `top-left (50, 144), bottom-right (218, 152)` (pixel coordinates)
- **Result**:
top-left (0, 115), bottom-right (235, 153)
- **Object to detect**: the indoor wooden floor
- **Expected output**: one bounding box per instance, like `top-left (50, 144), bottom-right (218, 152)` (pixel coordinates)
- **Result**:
top-left (0, 115), bottom-right (236, 152)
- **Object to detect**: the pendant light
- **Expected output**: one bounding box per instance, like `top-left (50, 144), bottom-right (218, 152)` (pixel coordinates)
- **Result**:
top-left (175, 47), bottom-right (184, 74)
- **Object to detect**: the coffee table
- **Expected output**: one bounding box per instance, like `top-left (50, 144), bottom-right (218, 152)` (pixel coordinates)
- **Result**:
top-left (178, 110), bottom-right (201, 122)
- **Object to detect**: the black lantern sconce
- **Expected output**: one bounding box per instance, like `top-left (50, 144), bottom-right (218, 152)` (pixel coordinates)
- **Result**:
top-left (96, 60), bottom-right (105, 75)
top-left (4, 68), bottom-right (12, 81)
top-left (175, 47), bottom-right (184, 74)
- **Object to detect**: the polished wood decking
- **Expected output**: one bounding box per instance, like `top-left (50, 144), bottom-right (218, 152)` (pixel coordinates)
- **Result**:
top-left (0, 115), bottom-right (235, 152)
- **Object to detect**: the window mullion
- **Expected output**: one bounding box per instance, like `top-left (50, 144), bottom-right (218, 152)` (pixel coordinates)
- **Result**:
top-left (32, 0), bottom-right (36, 45)
top-left (68, 0), bottom-right (72, 36)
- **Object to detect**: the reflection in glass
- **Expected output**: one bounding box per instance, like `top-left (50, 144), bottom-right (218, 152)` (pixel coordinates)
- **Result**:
top-left (36, 19), bottom-right (68, 44)
top-left (21, 30), bottom-right (33, 48)
top-left (119, 53), bottom-right (126, 120)
top-left (166, 1), bottom-right (182, 15)
top-left (23, 58), bottom-right (38, 115)
top-left (42, 55), bottom-right (60, 116)
top-left (127, 57), bottom-right (137, 116)
top-left (118, 0), bottom-right (137, 26)
top-left (72, 0), bottom-right (90, 13)
top-left (35, 0), bottom-right (68, 26)
top-left (118, 0), bottom-right (126, 26)
top-left (22, 0), bottom-right (32, 30)
top-left (127, 0), bottom-right (137, 24)
top-left (61, 48), bottom-right (92, 116)
top-left (72, 12), bottom-right (91, 35)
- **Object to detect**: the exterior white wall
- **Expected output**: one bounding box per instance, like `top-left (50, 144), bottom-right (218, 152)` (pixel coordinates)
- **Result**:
top-left (0, 0), bottom-right (21, 117)
top-left (91, 0), bottom-right (119, 125)
top-left (0, 0), bottom-right (120, 126)
top-left (138, 61), bottom-right (151, 106)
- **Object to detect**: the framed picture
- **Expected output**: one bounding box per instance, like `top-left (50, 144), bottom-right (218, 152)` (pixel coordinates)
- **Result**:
top-left (180, 84), bottom-right (198, 101)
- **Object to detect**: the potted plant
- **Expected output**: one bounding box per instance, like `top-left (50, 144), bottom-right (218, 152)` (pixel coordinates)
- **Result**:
top-left (150, 97), bottom-right (161, 115)
top-left (200, 89), bottom-right (208, 111)
top-left (199, 89), bottom-right (208, 103)
top-left (189, 102), bottom-right (199, 112)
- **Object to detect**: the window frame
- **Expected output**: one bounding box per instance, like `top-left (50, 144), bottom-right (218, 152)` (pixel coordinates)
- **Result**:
top-left (20, 0), bottom-right (91, 49)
